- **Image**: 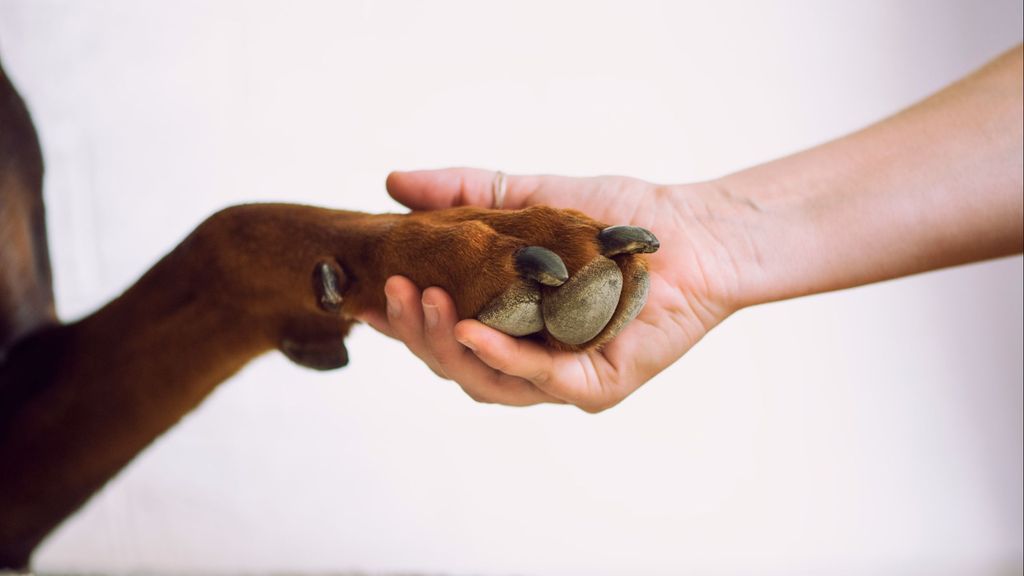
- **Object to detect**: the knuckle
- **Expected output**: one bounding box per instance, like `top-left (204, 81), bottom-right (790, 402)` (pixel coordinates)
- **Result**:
top-left (390, 309), bottom-right (420, 335)
top-left (490, 357), bottom-right (513, 374)
top-left (481, 348), bottom-right (512, 373)
top-left (527, 368), bottom-right (550, 387)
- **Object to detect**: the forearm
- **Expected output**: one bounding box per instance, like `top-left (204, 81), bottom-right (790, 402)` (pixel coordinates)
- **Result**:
top-left (713, 45), bottom-right (1022, 307)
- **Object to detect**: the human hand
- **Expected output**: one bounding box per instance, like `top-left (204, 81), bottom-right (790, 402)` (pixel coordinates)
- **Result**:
top-left (359, 168), bottom-right (749, 412)
top-left (360, 48), bottom-right (1024, 412)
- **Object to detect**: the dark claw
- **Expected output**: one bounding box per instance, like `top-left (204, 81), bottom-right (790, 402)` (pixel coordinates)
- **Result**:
top-left (515, 246), bottom-right (569, 287)
top-left (598, 226), bottom-right (660, 257)
top-left (314, 261), bottom-right (346, 313)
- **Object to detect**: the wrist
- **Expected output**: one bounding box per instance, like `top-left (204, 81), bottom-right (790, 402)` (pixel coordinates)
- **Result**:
top-left (704, 170), bottom-right (823, 310)
top-left (658, 178), bottom-right (772, 318)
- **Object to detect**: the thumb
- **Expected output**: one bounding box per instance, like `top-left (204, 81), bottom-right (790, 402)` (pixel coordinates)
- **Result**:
top-left (386, 167), bottom-right (537, 211)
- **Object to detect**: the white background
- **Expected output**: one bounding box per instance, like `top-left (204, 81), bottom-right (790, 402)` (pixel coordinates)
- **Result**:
top-left (1, 1), bottom-right (1021, 574)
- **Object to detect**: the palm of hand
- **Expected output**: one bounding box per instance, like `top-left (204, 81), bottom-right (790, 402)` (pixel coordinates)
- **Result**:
top-left (512, 176), bottom-right (735, 409)
top-left (376, 168), bottom-right (739, 411)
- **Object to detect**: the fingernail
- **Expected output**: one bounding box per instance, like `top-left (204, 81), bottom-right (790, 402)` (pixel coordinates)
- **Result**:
top-left (385, 288), bottom-right (401, 319)
top-left (457, 337), bottom-right (477, 352)
top-left (423, 302), bottom-right (439, 329)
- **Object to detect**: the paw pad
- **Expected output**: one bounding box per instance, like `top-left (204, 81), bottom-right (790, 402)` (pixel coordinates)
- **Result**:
top-left (478, 225), bottom-right (658, 348)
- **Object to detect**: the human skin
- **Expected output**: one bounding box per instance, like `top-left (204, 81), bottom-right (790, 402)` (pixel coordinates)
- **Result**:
top-left (361, 44), bottom-right (1024, 412)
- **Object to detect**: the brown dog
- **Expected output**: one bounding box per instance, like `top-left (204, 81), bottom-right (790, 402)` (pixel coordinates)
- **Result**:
top-left (0, 59), bottom-right (657, 569)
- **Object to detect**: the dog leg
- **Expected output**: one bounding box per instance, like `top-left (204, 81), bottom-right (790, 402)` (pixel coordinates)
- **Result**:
top-left (0, 200), bottom-right (658, 569)
top-left (0, 204), bottom-right (360, 568)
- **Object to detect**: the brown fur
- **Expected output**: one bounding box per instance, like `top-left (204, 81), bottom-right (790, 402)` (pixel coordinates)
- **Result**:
top-left (0, 59), bottom-right (646, 569)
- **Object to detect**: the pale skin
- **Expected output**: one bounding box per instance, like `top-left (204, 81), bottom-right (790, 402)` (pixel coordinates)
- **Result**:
top-left (360, 45), bottom-right (1024, 412)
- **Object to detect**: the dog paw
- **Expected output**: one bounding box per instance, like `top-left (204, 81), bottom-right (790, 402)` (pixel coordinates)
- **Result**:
top-left (475, 219), bottom-right (657, 350)
top-left (287, 204), bottom-right (659, 354)
top-left (458, 207), bottom-right (659, 348)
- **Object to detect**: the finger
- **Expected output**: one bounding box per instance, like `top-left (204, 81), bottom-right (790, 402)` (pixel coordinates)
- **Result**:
top-left (355, 308), bottom-right (398, 339)
top-left (383, 276), bottom-right (447, 379)
top-left (452, 320), bottom-right (611, 410)
top-left (386, 168), bottom-right (539, 211)
top-left (598, 311), bottom-right (682, 394)
top-left (420, 288), bottom-right (564, 406)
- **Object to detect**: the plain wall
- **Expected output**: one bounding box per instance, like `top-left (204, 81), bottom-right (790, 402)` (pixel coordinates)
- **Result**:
top-left (0, 1), bottom-right (1021, 574)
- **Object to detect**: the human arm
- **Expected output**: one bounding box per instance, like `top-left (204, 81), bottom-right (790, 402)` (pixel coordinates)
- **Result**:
top-left (726, 44), bottom-right (1022, 305)
top-left (364, 44), bottom-right (1023, 411)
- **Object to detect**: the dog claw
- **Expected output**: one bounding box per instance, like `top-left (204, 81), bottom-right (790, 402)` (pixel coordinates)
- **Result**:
top-left (598, 226), bottom-right (660, 257)
top-left (314, 261), bottom-right (345, 313)
top-left (515, 246), bottom-right (569, 286)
